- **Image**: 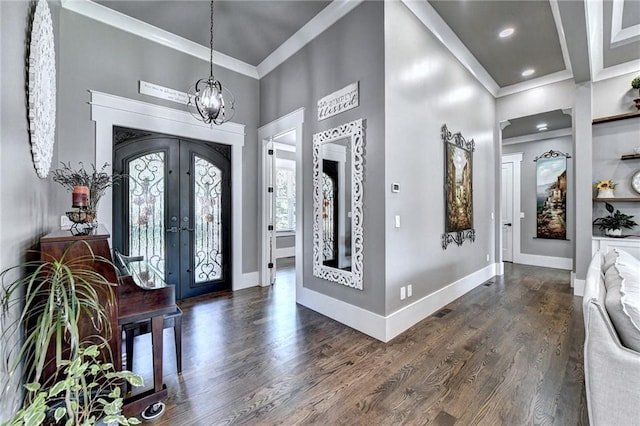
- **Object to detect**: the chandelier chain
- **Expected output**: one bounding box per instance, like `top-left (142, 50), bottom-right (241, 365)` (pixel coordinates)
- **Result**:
top-left (209, 0), bottom-right (214, 77)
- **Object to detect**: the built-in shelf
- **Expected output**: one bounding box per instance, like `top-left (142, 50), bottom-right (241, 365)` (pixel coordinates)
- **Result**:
top-left (621, 153), bottom-right (640, 160)
top-left (592, 110), bottom-right (640, 124)
top-left (594, 197), bottom-right (640, 202)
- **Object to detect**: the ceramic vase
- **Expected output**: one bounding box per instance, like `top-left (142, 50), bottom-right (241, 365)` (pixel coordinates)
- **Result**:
top-left (597, 188), bottom-right (614, 198)
top-left (605, 228), bottom-right (622, 237)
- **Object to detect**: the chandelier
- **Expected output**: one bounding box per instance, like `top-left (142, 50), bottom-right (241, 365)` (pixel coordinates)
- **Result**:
top-left (187, 0), bottom-right (235, 125)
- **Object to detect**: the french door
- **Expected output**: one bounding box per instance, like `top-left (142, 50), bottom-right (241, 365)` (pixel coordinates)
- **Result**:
top-left (113, 129), bottom-right (231, 299)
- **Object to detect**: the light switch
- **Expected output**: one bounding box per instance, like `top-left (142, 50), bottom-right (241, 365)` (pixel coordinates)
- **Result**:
top-left (520, 212), bottom-right (525, 218)
top-left (395, 215), bottom-right (401, 228)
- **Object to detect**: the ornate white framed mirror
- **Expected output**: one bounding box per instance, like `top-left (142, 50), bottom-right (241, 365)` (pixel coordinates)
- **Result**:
top-left (312, 119), bottom-right (364, 290)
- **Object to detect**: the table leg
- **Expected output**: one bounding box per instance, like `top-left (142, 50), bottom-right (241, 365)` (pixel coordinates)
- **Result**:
top-left (151, 315), bottom-right (164, 392)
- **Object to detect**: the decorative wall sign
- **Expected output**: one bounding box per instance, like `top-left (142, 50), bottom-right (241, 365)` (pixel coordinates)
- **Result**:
top-left (534, 150), bottom-right (570, 240)
top-left (317, 82), bottom-right (359, 121)
top-left (139, 81), bottom-right (189, 105)
top-left (28, 0), bottom-right (57, 178)
top-left (441, 124), bottom-right (475, 250)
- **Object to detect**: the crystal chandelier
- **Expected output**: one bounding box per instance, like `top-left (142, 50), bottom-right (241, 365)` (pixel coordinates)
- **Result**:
top-left (187, 0), bottom-right (235, 125)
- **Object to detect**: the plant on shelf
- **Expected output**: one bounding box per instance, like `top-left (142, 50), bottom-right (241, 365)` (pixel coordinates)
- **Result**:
top-left (594, 179), bottom-right (617, 199)
top-left (593, 202), bottom-right (638, 237)
top-left (51, 162), bottom-right (123, 218)
top-left (0, 243), bottom-right (142, 426)
top-left (632, 75), bottom-right (640, 110)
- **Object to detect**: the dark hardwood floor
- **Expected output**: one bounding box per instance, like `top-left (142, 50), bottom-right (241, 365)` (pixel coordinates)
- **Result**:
top-left (126, 260), bottom-right (589, 425)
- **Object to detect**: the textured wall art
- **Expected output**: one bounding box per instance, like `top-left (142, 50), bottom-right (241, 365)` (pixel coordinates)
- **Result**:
top-left (535, 150), bottom-right (570, 240)
top-left (28, 0), bottom-right (57, 178)
top-left (441, 124), bottom-right (475, 250)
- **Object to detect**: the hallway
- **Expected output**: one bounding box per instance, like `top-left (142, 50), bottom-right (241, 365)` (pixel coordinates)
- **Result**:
top-left (128, 263), bottom-right (588, 425)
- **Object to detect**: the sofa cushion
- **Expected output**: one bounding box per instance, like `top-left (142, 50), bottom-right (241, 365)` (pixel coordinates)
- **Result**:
top-left (604, 260), bottom-right (640, 352)
top-left (603, 248), bottom-right (640, 274)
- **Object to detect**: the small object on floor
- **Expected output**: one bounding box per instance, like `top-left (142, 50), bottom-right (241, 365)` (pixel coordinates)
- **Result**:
top-left (141, 401), bottom-right (165, 420)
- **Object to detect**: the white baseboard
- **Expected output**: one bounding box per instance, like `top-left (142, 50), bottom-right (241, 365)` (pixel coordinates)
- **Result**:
top-left (297, 286), bottom-right (387, 341)
top-left (572, 275), bottom-right (585, 297)
top-left (385, 263), bottom-right (497, 341)
top-left (275, 247), bottom-right (296, 259)
top-left (297, 263), bottom-right (498, 342)
top-left (235, 271), bottom-right (259, 291)
top-left (516, 253), bottom-right (572, 270)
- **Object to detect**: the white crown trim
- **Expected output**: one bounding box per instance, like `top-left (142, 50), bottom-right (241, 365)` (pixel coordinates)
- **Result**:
top-left (60, 0), bottom-right (259, 79)
top-left (611, 0), bottom-right (640, 47)
top-left (502, 127), bottom-right (572, 146)
top-left (257, 0), bottom-right (365, 78)
top-left (497, 70), bottom-right (574, 98)
top-left (401, 0), bottom-right (500, 96)
top-left (586, 0), bottom-right (640, 82)
top-left (549, 0), bottom-right (573, 75)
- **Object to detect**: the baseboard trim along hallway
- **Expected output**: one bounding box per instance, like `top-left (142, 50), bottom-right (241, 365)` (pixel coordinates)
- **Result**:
top-left (298, 263), bottom-right (500, 342)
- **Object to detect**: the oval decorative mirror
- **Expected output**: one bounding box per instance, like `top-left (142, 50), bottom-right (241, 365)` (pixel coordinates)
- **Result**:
top-left (312, 119), bottom-right (364, 290)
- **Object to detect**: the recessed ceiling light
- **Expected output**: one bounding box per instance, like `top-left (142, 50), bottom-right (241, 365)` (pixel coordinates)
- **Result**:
top-left (536, 123), bottom-right (547, 128)
top-left (522, 69), bottom-right (535, 77)
top-left (499, 28), bottom-right (514, 38)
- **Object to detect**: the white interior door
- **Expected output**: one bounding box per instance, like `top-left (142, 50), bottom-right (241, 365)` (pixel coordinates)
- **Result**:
top-left (501, 162), bottom-right (514, 262)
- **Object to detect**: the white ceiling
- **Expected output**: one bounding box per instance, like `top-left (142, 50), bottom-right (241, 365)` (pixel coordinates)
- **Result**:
top-left (64, 0), bottom-right (640, 95)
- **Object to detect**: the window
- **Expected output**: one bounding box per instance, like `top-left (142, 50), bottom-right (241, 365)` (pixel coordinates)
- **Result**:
top-left (275, 158), bottom-right (296, 232)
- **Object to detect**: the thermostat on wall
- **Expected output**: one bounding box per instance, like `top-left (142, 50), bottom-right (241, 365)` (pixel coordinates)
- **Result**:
top-left (391, 183), bottom-right (400, 193)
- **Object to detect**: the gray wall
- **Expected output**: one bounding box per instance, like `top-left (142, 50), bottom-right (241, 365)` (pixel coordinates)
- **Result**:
top-left (592, 71), bottom-right (640, 118)
top-left (0, 1), bottom-right (61, 420)
top-left (383, 2), bottom-right (496, 314)
top-left (57, 9), bottom-right (260, 274)
top-left (260, 1), bottom-right (386, 314)
top-left (503, 136), bottom-right (574, 258)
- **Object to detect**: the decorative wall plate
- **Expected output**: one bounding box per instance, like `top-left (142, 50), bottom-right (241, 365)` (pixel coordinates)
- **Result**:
top-left (632, 170), bottom-right (640, 195)
top-left (28, 0), bottom-right (57, 178)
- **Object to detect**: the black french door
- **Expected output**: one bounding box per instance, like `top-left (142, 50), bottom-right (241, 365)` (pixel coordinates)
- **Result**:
top-left (113, 128), bottom-right (231, 300)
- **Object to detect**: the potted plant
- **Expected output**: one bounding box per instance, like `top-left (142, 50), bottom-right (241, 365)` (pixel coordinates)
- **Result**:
top-left (593, 202), bottom-right (638, 237)
top-left (51, 162), bottom-right (123, 222)
top-left (0, 243), bottom-right (141, 425)
top-left (594, 179), bottom-right (617, 199)
top-left (7, 344), bottom-right (142, 426)
top-left (632, 75), bottom-right (640, 110)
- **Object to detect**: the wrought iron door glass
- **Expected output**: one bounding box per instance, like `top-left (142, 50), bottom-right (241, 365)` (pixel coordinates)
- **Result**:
top-left (193, 156), bottom-right (223, 283)
top-left (128, 152), bottom-right (165, 274)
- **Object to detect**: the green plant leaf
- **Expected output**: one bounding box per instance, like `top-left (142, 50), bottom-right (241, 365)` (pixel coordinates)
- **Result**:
top-left (54, 406), bottom-right (67, 422)
top-left (24, 382), bottom-right (40, 392)
top-left (127, 417), bottom-right (142, 425)
top-left (605, 202), bottom-right (614, 213)
top-left (49, 380), bottom-right (68, 396)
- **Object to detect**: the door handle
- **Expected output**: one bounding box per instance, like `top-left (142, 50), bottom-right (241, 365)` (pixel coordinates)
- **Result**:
top-left (166, 226), bottom-right (179, 233)
top-left (181, 226), bottom-right (194, 232)
top-left (504, 223), bottom-right (512, 227)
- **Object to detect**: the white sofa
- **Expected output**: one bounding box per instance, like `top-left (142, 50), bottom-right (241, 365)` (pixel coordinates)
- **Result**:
top-left (583, 249), bottom-right (640, 425)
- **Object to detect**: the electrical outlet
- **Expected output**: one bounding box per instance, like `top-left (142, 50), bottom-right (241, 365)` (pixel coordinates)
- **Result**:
top-left (394, 215), bottom-right (401, 228)
top-left (400, 286), bottom-right (406, 300)
top-left (486, 254), bottom-right (490, 262)
top-left (407, 284), bottom-right (412, 297)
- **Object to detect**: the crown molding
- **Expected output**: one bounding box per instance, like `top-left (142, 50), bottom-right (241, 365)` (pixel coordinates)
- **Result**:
top-left (497, 70), bottom-right (574, 98)
top-left (586, 0), bottom-right (640, 82)
top-left (549, 0), bottom-right (573, 75)
top-left (60, 0), bottom-right (259, 79)
top-left (257, 0), bottom-right (364, 78)
top-left (401, 0), bottom-right (500, 97)
top-left (610, 0), bottom-right (640, 47)
top-left (502, 127), bottom-right (572, 146)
